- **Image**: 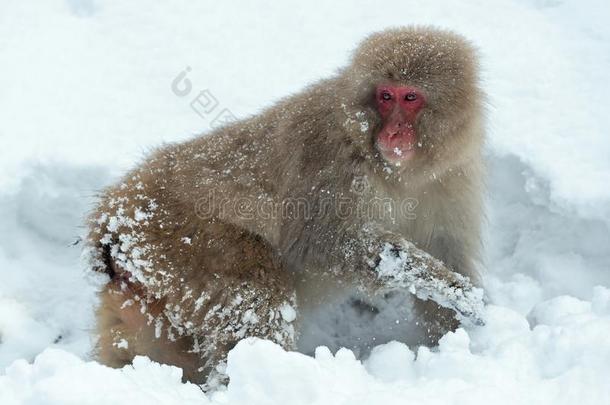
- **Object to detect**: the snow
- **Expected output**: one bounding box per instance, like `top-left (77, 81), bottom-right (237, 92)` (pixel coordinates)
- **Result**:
top-left (1, 0), bottom-right (610, 403)
top-left (375, 242), bottom-right (486, 325)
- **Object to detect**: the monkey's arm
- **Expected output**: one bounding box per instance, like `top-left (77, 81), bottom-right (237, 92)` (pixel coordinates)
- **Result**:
top-left (359, 232), bottom-right (485, 326)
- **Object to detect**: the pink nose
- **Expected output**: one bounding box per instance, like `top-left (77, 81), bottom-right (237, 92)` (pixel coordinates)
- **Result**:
top-left (384, 115), bottom-right (409, 138)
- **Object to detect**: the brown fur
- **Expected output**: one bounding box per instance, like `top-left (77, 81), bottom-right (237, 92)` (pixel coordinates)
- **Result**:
top-left (86, 26), bottom-right (485, 385)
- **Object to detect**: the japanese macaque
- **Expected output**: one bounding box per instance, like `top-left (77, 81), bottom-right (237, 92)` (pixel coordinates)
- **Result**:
top-left (87, 26), bottom-right (486, 387)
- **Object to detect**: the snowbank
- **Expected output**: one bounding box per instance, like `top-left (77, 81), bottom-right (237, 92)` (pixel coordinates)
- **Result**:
top-left (3, 291), bottom-right (610, 405)
top-left (1, 0), bottom-right (609, 403)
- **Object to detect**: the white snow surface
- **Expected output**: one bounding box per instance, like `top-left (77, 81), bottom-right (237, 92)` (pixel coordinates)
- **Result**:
top-left (1, 0), bottom-right (610, 403)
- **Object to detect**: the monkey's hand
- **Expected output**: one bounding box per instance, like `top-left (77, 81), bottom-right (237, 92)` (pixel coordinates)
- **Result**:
top-left (370, 241), bottom-right (486, 326)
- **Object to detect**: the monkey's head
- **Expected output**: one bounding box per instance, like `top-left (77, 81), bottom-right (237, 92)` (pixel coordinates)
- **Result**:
top-left (338, 27), bottom-right (484, 177)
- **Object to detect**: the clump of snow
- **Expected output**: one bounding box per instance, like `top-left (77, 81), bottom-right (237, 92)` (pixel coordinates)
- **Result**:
top-left (279, 303), bottom-right (297, 323)
top-left (1, 0), bottom-right (610, 403)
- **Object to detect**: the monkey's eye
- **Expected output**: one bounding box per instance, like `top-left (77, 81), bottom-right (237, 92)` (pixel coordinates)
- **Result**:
top-left (381, 92), bottom-right (392, 101)
top-left (405, 93), bottom-right (417, 101)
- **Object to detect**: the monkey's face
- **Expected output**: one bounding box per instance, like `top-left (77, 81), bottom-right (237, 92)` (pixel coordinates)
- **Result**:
top-left (370, 77), bottom-right (480, 173)
top-left (374, 84), bottom-right (426, 164)
top-left (342, 27), bottom-right (484, 176)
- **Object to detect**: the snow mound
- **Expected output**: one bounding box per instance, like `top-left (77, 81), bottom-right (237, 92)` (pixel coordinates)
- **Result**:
top-left (2, 290), bottom-right (610, 405)
top-left (1, 350), bottom-right (205, 405)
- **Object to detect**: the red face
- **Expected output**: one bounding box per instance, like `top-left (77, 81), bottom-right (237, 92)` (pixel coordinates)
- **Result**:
top-left (375, 85), bottom-right (426, 163)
